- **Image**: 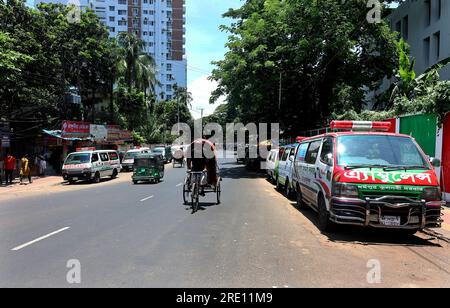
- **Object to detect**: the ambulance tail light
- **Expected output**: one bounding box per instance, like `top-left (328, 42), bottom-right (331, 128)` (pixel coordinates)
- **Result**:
top-left (330, 121), bottom-right (391, 132)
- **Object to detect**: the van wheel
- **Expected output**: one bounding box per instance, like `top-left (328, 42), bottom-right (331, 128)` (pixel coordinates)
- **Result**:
top-left (285, 179), bottom-right (293, 199)
top-left (133, 180), bottom-right (138, 185)
top-left (68, 179), bottom-right (76, 185)
top-left (276, 177), bottom-right (282, 191)
top-left (93, 172), bottom-right (101, 184)
top-left (296, 187), bottom-right (305, 210)
top-left (111, 169), bottom-right (118, 179)
top-left (318, 196), bottom-right (334, 232)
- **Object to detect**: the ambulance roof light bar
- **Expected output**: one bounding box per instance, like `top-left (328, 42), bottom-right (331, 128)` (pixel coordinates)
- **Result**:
top-left (330, 121), bottom-right (391, 132)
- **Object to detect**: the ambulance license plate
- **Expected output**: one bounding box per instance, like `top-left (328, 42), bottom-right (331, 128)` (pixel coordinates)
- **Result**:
top-left (380, 216), bottom-right (401, 226)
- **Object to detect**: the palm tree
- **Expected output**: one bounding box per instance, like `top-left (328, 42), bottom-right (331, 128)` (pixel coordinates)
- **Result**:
top-left (116, 33), bottom-right (158, 97)
top-left (173, 84), bottom-right (193, 108)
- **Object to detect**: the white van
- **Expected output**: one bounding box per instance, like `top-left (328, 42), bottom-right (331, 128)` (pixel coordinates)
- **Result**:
top-left (265, 149), bottom-right (279, 183)
top-left (62, 150), bottom-right (121, 184)
top-left (122, 148), bottom-right (150, 171)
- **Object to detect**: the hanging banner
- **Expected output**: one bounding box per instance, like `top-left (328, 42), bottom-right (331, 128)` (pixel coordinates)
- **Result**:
top-left (62, 121), bottom-right (90, 139)
top-left (107, 125), bottom-right (122, 142)
top-left (90, 124), bottom-right (108, 143)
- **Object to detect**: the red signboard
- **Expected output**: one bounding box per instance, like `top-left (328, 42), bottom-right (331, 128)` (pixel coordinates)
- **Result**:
top-left (62, 121), bottom-right (90, 138)
top-left (107, 125), bottom-right (133, 142)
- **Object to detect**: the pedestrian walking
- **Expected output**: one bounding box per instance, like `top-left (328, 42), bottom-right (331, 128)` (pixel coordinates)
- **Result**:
top-left (20, 154), bottom-right (32, 184)
top-left (4, 153), bottom-right (16, 185)
top-left (39, 155), bottom-right (47, 176)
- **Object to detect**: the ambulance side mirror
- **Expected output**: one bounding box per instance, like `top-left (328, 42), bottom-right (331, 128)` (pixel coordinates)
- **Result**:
top-left (430, 157), bottom-right (441, 167)
top-left (289, 155), bottom-right (294, 162)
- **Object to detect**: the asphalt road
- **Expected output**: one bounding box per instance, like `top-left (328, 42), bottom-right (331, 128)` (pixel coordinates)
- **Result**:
top-left (0, 153), bottom-right (449, 287)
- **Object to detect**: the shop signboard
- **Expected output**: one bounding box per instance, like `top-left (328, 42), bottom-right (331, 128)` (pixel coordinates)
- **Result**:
top-left (62, 121), bottom-right (90, 139)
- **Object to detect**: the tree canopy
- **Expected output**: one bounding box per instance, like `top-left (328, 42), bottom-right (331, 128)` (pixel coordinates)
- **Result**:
top-left (210, 0), bottom-right (399, 136)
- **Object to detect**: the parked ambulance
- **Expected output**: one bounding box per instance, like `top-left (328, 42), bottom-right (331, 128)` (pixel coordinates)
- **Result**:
top-left (121, 147), bottom-right (151, 171)
top-left (62, 149), bottom-right (121, 184)
top-left (292, 121), bottom-right (444, 234)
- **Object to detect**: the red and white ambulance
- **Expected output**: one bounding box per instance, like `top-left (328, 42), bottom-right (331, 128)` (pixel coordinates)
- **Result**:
top-left (292, 121), bottom-right (444, 233)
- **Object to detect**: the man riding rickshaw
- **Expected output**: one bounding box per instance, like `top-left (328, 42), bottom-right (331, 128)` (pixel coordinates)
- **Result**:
top-left (183, 139), bottom-right (221, 213)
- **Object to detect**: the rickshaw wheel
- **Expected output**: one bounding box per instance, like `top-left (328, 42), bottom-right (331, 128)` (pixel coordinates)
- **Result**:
top-left (216, 180), bottom-right (221, 204)
top-left (183, 184), bottom-right (190, 205)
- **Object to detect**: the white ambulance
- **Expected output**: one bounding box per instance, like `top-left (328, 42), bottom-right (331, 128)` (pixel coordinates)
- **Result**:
top-left (292, 121), bottom-right (444, 234)
top-left (62, 150), bottom-right (122, 184)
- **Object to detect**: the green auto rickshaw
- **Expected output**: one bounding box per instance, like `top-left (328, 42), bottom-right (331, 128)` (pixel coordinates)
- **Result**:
top-left (132, 154), bottom-right (165, 184)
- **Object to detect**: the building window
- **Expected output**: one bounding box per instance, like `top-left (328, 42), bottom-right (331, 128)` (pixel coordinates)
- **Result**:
top-left (433, 31), bottom-right (441, 61)
top-left (402, 15), bottom-right (408, 40)
top-left (166, 95), bottom-right (172, 100)
top-left (166, 85), bottom-right (172, 92)
top-left (425, 0), bottom-right (431, 26)
top-left (118, 10), bottom-right (127, 15)
top-left (118, 0), bottom-right (126, 4)
top-left (167, 74), bottom-right (173, 81)
top-left (167, 64), bottom-right (172, 71)
top-left (438, 0), bottom-right (442, 18)
top-left (395, 20), bottom-right (401, 35)
top-left (109, 16), bottom-right (115, 22)
top-left (110, 27), bottom-right (115, 33)
top-left (424, 36), bottom-right (431, 66)
top-left (109, 6), bottom-right (115, 11)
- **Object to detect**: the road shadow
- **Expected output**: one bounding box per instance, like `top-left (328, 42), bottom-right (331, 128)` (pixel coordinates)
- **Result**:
top-left (61, 177), bottom-right (117, 186)
top-left (286, 200), bottom-right (443, 248)
top-left (219, 164), bottom-right (266, 180)
top-left (184, 202), bottom-right (221, 214)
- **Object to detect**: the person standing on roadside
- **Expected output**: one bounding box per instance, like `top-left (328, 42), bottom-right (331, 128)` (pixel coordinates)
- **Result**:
top-left (20, 154), bottom-right (32, 184)
top-left (5, 153), bottom-right (16, 185)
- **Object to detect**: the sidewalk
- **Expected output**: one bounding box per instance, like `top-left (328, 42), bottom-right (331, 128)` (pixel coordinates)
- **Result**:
top-left (0, 173), bottom-right (132, 201)
top-left (0, 176), bottom-right (63, 193)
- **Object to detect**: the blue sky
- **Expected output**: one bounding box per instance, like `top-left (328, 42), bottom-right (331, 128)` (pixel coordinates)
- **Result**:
top-left (185, 0), bottom-right (242, 117)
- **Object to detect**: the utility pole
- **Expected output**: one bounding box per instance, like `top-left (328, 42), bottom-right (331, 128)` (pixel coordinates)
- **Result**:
top-left (278, 71), bottom-right (282, 110)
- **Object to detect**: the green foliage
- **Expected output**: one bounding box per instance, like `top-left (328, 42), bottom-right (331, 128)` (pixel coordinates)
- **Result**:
top-left (210, 0), bottom-right (399, 136)
top-left (336, 40), bottom-right (450, 127)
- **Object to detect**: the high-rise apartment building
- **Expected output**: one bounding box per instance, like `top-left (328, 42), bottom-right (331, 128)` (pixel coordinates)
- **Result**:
top-left (38, 0), bottom-right (187, 101)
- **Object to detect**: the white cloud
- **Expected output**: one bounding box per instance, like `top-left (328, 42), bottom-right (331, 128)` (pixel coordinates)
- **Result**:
top-left (188, 75), bottom-right (225, 120)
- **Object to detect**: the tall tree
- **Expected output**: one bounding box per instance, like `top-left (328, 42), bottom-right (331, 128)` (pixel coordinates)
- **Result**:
top-left (210, 0), bottom-right (399, 136)
top-left (116, 32), bottom-right (158, 97)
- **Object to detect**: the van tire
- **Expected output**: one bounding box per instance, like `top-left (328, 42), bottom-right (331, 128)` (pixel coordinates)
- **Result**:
top-left (285, 179), bottom-right (293, 199)
top-left (111, 169), bottom-right (118, 179)
top-left (318, 195), bottom-right (334, 232)
top-left (276, 177), bottom-right (282, 191)
top-left (93, 172), bottom-right (101, 184)
top-left (296, 186), bottom-right (305, 210)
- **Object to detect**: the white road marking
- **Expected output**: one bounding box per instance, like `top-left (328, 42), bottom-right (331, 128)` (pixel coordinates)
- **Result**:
top-left (140, 195), bottom-right (154, 202)
top-left (176, 183), bottom-right (183, 187)
top-left (11, 227), bottom-right (70, 251)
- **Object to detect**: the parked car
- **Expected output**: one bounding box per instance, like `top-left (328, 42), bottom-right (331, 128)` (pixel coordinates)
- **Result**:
top-left (62, 150), bottom-right (121, 184)
top-left (266, 149), bottom-right (279, 183)
top-left (122, 148), bottom-right (150, 171)
top-left (293, 120), bottom-right (445, 234)
top-left (152, 146), bottom-right (173, 163)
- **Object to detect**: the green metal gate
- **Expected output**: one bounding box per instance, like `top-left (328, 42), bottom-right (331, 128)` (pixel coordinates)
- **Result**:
top-left (399, 114), bottom-right (437, 157)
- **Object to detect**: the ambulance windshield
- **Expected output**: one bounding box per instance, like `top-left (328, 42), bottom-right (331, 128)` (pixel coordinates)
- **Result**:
top-left (337, 135), bottom-right (429, 169)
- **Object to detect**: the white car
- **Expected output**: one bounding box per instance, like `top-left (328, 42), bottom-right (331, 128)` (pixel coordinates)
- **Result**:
top-left (122, 148), bottom-right (150, 171)
top-left (62, 150), bottom-right (121, 184)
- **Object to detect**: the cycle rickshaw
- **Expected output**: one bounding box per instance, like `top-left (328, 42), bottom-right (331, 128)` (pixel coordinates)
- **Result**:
top-left (172, 146), bottom-right (185, 168)
top-left (182, 139), bottom-right (222, 213)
